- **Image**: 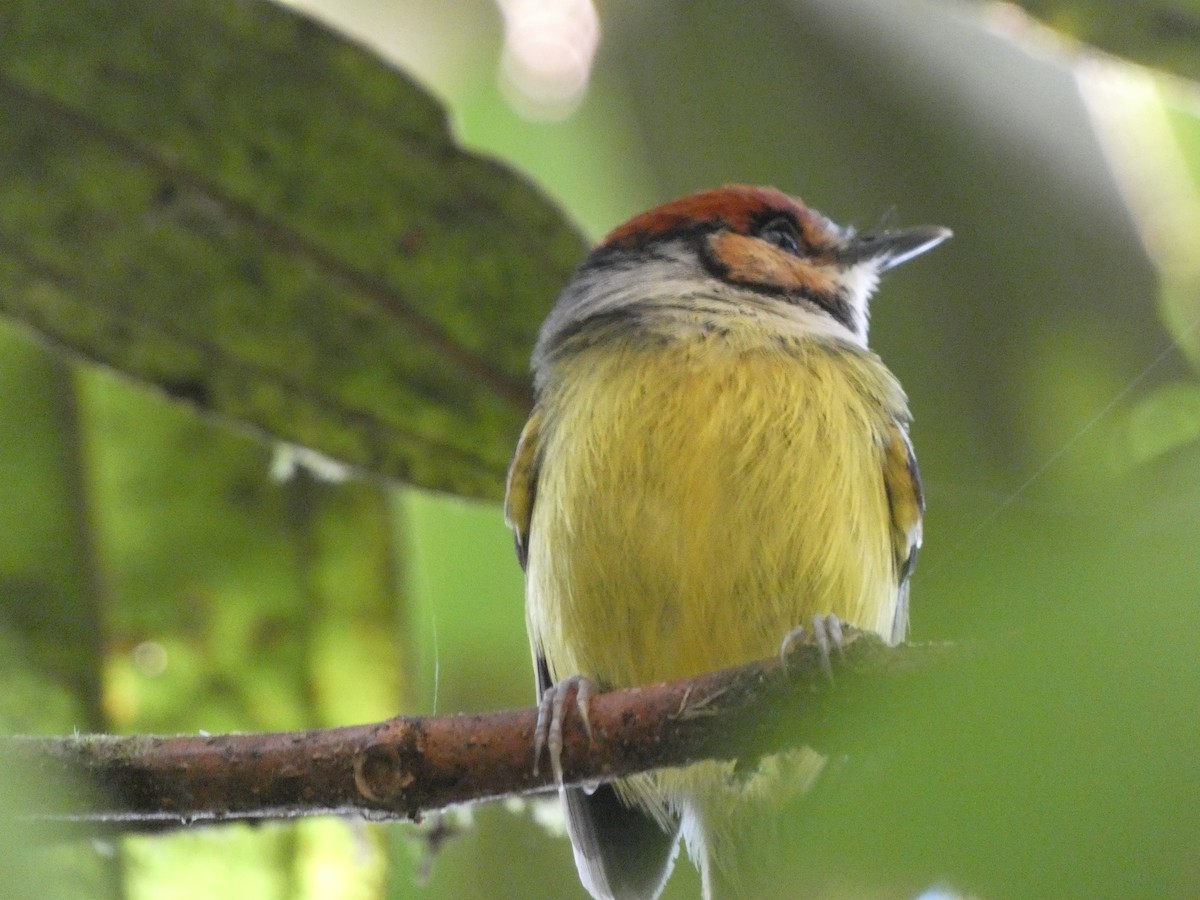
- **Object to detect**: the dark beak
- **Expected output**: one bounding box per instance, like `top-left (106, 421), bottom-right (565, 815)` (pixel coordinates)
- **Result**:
top-left (837, 225), bottom-right (952, 272)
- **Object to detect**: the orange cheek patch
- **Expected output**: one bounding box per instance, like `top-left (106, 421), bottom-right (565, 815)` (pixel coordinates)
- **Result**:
top-left (706, 232), bottom-right (837, 298)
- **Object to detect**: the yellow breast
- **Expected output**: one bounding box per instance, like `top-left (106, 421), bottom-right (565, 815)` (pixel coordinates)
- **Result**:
top-left (526, 317), bottom-right (907, 690)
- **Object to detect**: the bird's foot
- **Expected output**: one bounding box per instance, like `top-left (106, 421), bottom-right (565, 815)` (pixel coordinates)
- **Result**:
top-left (780, 613), bottom-right (848, 683)
top-left (533, 674), bottom-right (598, 785)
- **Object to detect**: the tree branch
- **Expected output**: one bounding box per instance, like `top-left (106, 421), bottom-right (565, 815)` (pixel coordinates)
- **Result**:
top-left (3, 634), bottom-right (951, 827)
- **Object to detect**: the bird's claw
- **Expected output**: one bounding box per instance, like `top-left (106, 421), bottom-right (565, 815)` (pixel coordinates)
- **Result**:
top-left (780, 613), bottom-right (847, 683)
top-left (533, 675), bottom-right (598, 785)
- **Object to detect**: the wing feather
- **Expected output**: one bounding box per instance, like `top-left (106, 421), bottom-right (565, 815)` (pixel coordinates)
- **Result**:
top-left (881, 420), bottom-right (924, 644)
top-left (505, 407), bottom-right (543, 570)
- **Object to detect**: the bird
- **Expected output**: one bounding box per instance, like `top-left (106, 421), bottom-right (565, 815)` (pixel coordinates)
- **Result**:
top-left (504, 185), bottom-right (950, 899)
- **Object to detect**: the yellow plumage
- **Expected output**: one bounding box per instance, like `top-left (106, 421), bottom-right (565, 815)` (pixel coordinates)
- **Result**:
top-left (525, 316), bottom-right (907, 689)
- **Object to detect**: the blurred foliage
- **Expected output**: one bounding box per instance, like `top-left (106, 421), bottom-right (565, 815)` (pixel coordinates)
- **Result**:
top-left (0, 751), bottom-right (113, 900)
top-left (1011, 0), bottom-right (1200, 82)
top-left (0, 0), bottom-right (1199, 898)
top-left (1119, 381), bottom-right (1200, 468)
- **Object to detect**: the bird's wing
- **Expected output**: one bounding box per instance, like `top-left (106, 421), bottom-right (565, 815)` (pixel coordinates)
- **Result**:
top-left (506, 408), bottom-right (679, 900)
top-left (881, 420), bottom-right (925, 644)
top-left (504, 406), bottom-right (543, 571)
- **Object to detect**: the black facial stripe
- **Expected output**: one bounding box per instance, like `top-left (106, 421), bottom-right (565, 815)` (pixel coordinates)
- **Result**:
top-left (747, 279), bottom-right (857, 332)
top-left (698, 234), bottom-right (732, 281)
top-left (812, 287), bottom-right (856, 332)
top-left (748, 208), bottom-right (797, 231)
top-left (583, 223), bottom-right (716, 272)
top-left (695, 232), bottom-right (856, 331)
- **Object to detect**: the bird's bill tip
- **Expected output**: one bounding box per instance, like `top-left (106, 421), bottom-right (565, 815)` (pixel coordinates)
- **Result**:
top-left (841, 225), bottom-right (952, 271)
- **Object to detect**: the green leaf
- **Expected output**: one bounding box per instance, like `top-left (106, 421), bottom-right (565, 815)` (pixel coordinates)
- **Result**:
top-left (1011, 1), bottom-right (1200, 83)
top-left (0, 0), bottom-right (588, 501)
top-left (0, 324), bottom-right (103, 732)
top-left (1119, 380), bottom-right (1200, 468)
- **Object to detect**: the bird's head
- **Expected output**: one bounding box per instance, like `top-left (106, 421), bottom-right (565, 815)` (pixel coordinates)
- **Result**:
top-left (535, 185), bottom-right (949, 371)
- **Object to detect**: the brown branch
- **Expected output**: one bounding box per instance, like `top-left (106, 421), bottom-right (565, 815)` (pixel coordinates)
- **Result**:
top-left (3, 635), bottom-right (952, 827)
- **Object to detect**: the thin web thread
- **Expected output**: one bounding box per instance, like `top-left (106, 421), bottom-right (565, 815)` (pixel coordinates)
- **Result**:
top-left (927, 318), bottom-right (1199, 576)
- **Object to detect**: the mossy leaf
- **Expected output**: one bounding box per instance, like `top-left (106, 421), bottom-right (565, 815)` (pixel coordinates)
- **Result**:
top-left (0, 0), bottom-right (587, 500)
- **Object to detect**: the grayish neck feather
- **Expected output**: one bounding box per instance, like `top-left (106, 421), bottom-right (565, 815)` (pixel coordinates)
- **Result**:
top-left (534, 240), bottom-right (875, 379)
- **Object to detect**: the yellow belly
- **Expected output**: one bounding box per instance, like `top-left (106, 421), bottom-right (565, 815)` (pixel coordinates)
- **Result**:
top-left (526, 326), bottom-right (905, 690)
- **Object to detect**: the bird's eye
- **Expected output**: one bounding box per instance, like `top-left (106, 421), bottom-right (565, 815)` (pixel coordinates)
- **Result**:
top-left (757, 217), bottom-right (802, 255)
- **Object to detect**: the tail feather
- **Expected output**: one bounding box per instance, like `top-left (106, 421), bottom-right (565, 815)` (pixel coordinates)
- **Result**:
top-left (564, 782), bottom-right (680, 900)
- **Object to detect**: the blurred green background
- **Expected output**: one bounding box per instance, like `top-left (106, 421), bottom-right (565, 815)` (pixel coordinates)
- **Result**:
top-left (2, 0), bottom-right (1199, 898)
